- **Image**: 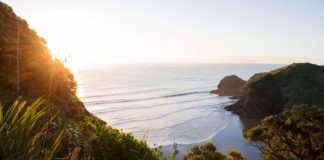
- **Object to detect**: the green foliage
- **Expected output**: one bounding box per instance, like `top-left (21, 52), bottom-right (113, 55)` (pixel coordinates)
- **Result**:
top-left (0, 1), bottom-right (85, 119)
top-left (244, 105), bottom-right (324, 160)
top-left (0, 98), bottom-right (161, 160)
top-left (41, 113), bottom-right (159, 159)
top-left (0, 2), bottom-right (161, 160)
top-left (227, 151), bottom-right (244, 160)
top-left (182, 143), bottom-right (244, 160)
top-left (0, 99), bottom-right (63, 160)
top-left (230, 63), bottom-right (324, 116)
top-left (251, 63), bottom-right (324, 109)
top-left (78, 120), bottom-right (160, 160)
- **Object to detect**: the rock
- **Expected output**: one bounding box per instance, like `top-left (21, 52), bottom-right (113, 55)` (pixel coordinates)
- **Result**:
top-left (211, 75), bottom-right (246, 98)
top-left (225, 63), bottom-right (324, 117)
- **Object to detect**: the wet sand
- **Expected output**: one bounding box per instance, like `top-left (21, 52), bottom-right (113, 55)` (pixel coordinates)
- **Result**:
top-left (160, 112), bottom-right (261, 160)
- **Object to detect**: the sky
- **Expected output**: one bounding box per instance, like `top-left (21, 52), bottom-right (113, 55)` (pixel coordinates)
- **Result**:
top-left (2, 0), bottom-right (324, 68)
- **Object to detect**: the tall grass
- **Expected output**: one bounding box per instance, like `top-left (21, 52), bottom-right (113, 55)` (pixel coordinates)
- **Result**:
top-left (0, 98), bottom-right (63, 160)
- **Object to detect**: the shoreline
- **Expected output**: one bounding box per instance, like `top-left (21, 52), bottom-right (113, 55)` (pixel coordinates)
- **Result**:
top-left (160, 112), bottom-right (261, 160)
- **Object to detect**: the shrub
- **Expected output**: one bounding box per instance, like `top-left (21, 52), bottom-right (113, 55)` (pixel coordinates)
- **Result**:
top-left (244, 105), bottom-right (324, 160)
top-left (182, 143), bottom-right (244, 160)
top-left (0, 99), bottom-right (63, 160)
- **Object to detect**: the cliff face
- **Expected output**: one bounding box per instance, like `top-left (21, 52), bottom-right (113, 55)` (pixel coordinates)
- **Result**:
top-left (211, 75), bottom-right (246, 98)
top-left (225, 63), bottom-right (324, 117)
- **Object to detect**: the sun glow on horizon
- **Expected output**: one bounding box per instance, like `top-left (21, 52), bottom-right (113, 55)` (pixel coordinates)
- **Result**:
top-left (3, 0), bottom-right (324, 69)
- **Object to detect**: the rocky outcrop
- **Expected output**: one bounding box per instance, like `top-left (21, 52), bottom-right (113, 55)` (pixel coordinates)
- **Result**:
top-left (224, 63), bottom-right (324, 117)
top-left (211, 75), bottom-right (246, 98)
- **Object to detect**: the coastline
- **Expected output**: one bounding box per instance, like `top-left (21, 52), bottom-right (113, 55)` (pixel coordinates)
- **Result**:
top-left (160, 110), bottom-right (261, 160)
top-left (75, 64), bottom-right (283, 159)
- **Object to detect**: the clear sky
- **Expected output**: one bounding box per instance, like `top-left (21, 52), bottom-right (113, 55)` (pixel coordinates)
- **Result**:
top-left (3, 0), bottom-right (324, 67)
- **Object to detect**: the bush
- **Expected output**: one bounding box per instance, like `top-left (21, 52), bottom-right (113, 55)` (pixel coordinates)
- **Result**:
top-left (75, 120), bottom-right (161, 160)
top-left (182, 143), bottom-right (244, 160)
top-left (244, 105), bottom-right (324, 160)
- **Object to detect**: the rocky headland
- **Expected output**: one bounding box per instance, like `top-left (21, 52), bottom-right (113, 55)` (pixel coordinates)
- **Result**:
top-left (210, 75), bottom-right (246, 98)
top-left (213, 63), bottom-right (324, 117)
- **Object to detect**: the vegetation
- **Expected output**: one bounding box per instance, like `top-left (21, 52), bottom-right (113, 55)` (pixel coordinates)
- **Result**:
top-left (2, 1), bottom-right (323, 160)
top-left (182, 143), bottom-right (244, 160)
top-left (226, 63), bottom-right (324, 116)
top-left (244, 105), bottom-right (324, 160)
top-left (254, 63), bottom-right (324, 108)
top-left (0, 1), bottom-right (86, 118)
top-left (0, 98), bottom-right (161, 160)
top-left (0, 2), bottom-right (160, 159)
top-left (0, 99), bottom-right (63, 160)
top-left (75, 120), bottom-right (160, 159)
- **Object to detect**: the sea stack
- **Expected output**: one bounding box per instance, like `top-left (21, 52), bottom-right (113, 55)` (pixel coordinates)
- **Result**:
top-left (211, 75), bottom-right (246, 98)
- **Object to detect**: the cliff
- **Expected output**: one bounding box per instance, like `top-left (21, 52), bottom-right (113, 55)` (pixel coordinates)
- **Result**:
top-left (225, 63), bottom-right (324, 117)
top-left (210, 75), bottom-right (246, 98)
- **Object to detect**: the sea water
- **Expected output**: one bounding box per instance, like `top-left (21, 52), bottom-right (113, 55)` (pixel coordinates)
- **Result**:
top-left (75, 63), bottom-right (283, 159)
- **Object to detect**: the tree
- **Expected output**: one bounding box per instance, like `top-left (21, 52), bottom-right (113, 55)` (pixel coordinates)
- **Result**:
top-left (182, 143), bottom-right (244, 160)
top-left (0, 2), bottom-right (82, 117)
top-left (244, 105), bottom-right (324, 160)
top-left (227, 151), bottom-right (244, 160)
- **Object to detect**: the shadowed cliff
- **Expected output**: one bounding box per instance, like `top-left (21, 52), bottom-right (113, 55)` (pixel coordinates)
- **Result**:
top-left (223, 63), bottom-right (324, 117)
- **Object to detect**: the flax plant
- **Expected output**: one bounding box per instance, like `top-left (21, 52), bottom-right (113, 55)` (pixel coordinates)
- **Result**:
top-left (0, 98), bottom-right (63, 160)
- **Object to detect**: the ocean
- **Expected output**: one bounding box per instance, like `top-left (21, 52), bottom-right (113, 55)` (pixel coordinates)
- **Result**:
top-left (75, 63), bottom-right (284, 159)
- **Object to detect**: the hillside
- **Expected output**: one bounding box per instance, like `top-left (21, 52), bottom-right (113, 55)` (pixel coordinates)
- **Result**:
top-left (0, 2), bottom-right (159, 159)
top-left (0, 2), bottom-right (89, 119)
top-left (225, 63), bottom-right (324, 117)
